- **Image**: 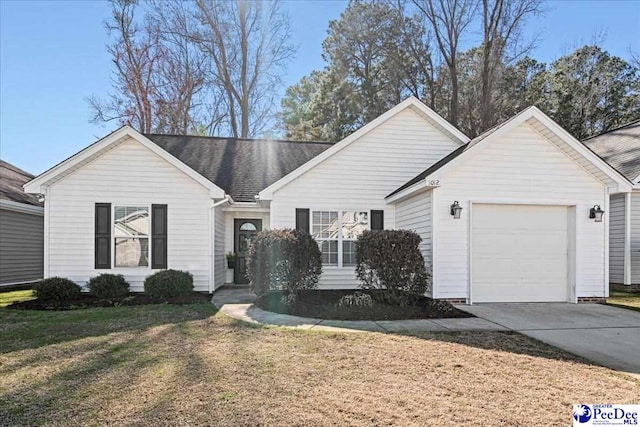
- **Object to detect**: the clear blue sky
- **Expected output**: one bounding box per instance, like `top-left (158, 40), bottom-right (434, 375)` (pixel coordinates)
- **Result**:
top-left (1, 0), bottom-right (639, 175)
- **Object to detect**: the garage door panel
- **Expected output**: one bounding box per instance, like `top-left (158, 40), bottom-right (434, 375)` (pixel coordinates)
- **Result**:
top-left (472, 204), bottom-right (568, 303)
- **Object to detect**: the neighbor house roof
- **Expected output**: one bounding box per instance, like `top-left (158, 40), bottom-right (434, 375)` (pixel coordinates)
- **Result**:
top-left (581, 120), bottom-right (640, 183)
top-left (0, 160), bottom-right (43, 207)
top-left (145, 134), bottom-right (334, 202)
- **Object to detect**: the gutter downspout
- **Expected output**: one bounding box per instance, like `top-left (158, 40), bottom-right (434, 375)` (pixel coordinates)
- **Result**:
top-left (209, 196), bottom-right (231, 293)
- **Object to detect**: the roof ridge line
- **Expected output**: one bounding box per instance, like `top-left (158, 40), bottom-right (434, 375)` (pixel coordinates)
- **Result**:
top-left (582, 119), bottom-right (640, 142)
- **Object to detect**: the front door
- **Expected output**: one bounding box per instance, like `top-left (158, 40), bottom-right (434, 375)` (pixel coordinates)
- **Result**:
top-left (234, 219), bottom-right (262, 284)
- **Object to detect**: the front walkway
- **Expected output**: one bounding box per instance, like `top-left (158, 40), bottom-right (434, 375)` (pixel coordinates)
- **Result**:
top-left (461, 303), bottom-right (640, 375)
top-left (212, 287), bottom-right (507, 333)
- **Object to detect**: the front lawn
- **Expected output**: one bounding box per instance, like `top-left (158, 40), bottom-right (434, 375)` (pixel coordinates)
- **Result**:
top-left (607, 291), bottom-right (640, 311)
top-left (1, 302), bottom-right (638, 426)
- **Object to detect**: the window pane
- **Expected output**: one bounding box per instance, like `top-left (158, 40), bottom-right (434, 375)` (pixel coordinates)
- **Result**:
top-left (312, 211), bottom-right (338, 239)
top-left (114, 206), bottom-right (149, 237)
top-left (342, 241), bottom-right (357, 266)
top-left (319, 240), bottom-right (338, 265)
top-left (115, 238), bottom-right (149, 267)
top-left (239, 222), bottom-right (257, 231)
top-left (342, 211), bottom-right (368, 239)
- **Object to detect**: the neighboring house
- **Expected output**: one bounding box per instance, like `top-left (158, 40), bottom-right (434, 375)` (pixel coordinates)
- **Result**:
top-left (582, 121), bottom-right (640, 291)
top-left (0, 160), bottom-right (44, 286)
top-left (24, 98), bottom-right (631, 303)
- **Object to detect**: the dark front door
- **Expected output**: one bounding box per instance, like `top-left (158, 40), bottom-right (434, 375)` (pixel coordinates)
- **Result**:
top-left (234, 219), bottom-right (262, 284)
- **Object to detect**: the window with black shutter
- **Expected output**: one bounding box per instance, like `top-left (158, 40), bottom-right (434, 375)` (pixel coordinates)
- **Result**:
top-left (371, 210), bottom-right (384, 230)
top-left (295, 208), bottom-right (310, 233)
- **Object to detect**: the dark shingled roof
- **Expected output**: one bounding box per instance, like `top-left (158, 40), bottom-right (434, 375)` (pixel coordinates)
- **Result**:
top-left (0, 160), bottom-right (43, 206)
top-left (145, 134), bottom-right (334, 201)
top-left (581, 120), bottom-right (640, 181)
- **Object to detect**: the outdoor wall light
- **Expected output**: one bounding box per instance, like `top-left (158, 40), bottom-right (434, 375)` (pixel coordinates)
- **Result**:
top-left (450, 201), bottom-right (463, 219)
top-left (589, 205), bottom-right (604, 222)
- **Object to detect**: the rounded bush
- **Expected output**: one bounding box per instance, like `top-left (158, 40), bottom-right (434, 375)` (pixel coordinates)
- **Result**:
top-left (34, 277), bottom-right (81, 303)
top-left (247, 228), bottom-right (322, 297)
top-left (143, 269), bottom-right (194, 300)
top-left (88, 274), bottom-right (130, 300)
top-left (355, 229), bottom-right (431, 305)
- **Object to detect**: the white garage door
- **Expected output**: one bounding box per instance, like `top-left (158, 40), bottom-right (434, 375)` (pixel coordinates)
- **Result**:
top-left (471, 204), bottom-right (569, 303)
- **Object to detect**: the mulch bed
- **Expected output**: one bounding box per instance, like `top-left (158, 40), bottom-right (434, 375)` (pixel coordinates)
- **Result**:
top-left (254, 289), bottom-right (473, 321)
top-left (6, 292), bottom-right (211, 310)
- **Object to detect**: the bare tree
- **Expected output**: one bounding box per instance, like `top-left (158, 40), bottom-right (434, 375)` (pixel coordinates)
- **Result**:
top-left (478, 0), bottom-right (543, 131)
top-left (89, 0), bottom-right (161, 133)
top-left (191, 0), bottom-right (295, 138)
top-left (411, 0), bottom-right (477, 126)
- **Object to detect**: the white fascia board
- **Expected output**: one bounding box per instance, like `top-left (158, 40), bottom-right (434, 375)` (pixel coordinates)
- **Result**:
top-left (0, 199), bottom-right (44, 215)
top-left (258, 97), bottom-right (469, 200)
top-left (385, 181), bottom-right (431, 204)
top-left (23, 126), bottom-right (227, 199)
top-left (526, 107), bottom-right (632, 193)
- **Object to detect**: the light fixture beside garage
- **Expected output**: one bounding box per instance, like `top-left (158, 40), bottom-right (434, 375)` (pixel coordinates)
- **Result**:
top-left (450, 201), bottom-right (463, 219)
top-left (589, 205), bottom-right (605, 222)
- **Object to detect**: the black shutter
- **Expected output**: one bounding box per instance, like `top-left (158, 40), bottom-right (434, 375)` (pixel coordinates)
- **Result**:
top-left (295, 208), bottom-right (310, 233)
top-left (151, 204), bottom-right (168, 269)
top-left (95, 203), bottom-right (111, 269)
top-left (371, 210), bottom-right (384, 230)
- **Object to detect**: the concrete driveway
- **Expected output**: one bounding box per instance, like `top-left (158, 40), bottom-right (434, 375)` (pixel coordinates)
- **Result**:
top-left (458, 303), bottom-right (640, 375)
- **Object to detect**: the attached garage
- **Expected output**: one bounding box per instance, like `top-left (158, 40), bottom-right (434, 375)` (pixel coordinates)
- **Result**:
top-left (388, 106), bottom-right (633, 304)
top-left (471, 204), bottom-right (570, 303)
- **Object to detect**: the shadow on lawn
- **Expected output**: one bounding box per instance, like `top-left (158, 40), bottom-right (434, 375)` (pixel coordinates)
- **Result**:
top-left (0, 302), bottom-right (218, 354)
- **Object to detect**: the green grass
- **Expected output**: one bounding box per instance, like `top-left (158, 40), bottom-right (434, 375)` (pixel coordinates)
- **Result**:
top-left (607, 291), bottom-right (640, 311)
top-left (0, 289), bottom-right (35, 307)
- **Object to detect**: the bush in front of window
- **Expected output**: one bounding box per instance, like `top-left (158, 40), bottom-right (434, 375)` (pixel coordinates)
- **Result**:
top-left (34, 277), bottom-right (82, 303)
top-left (88, 274), bottom-right (130, 300)
top-left (143, 269), bottom-right (194, 300)
top-left (355, 230), bottom-right (431, 305)
top-left (247, 229), bottom-right (322, 297)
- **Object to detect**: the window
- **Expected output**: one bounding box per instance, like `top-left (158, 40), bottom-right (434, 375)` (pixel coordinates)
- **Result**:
top-left (114, 206), bottom-right (149, 267)
top-left (312, 210), bottom-right (368, 267)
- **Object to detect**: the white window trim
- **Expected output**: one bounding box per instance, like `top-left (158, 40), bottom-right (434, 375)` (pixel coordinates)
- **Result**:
top-left (111, 204), bottom-right (152, 269)
top-left (312, 209), bottom-right (369, 268)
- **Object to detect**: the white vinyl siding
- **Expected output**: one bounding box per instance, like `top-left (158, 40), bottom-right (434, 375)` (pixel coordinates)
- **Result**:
top-left (47, 137), bottom-right (213, 291)
top-left (609, 193), bottom-right (626, 284)
top-left (395, 191), bottom-right (432, 270)
top-left (431, 123), bottom-right (608, 300)
top-left (213, 207), bottom-right (225, 289)
top-left (270, 107), bottom-right (461, 288)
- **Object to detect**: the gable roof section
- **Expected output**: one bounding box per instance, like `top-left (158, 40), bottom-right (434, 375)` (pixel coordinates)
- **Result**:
top-left (258, 97), bottom-right (470, 200)
top-left (146, 134), bottom-right (334, 201)
top-left (387, 106), bottom-right (633, 202)
top-left (0, 160), bottom-right (42, 207)
top-left (581, 120), bottom-right (640, 183)
top-left (23, 126), bottom-right (227, 198)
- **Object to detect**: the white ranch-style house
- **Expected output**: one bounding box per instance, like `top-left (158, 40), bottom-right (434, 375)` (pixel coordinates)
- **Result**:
top-left (24, 98), bottom-right (632, 303)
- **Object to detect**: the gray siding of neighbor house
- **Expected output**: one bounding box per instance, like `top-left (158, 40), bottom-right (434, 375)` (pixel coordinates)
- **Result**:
top-left (630, 193), bottom-right (640, 284)
top-left (609, 193), bottom-right (626, 284)
top-left (214, 208), bottom-right (225, 289)
top-left (0, 208), bottom-right (44, 285)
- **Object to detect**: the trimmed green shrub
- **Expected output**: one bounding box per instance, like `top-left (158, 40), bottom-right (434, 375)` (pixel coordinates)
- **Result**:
top-left (337, 292), bottom-right (374, 308)
top-left (355, 230), bottom-right (431, 305)
top-left (143, 270), bottom-right (193, 300)
top-left (247, 228), bottom-right (322, 297)
top-left (34, 277), bottom-right (81, 303)
top-left (88, 274), bottom-right (130, 300)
